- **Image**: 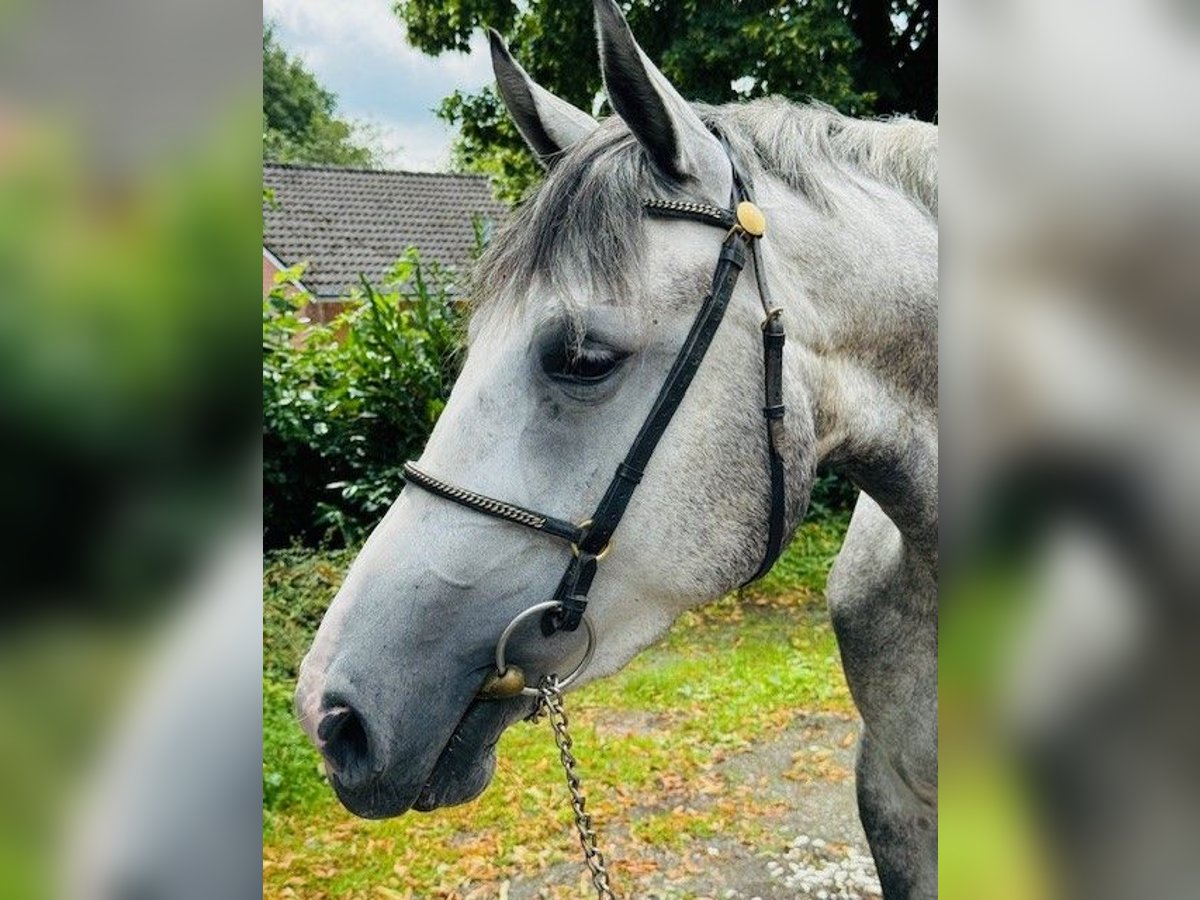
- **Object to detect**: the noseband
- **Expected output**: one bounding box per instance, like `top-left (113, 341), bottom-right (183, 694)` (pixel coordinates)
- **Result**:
top-left (402, 154), bottom-right (788, 697)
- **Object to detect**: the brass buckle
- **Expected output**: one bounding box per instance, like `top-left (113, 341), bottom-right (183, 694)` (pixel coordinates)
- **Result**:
top-left (736, 200), bottom-right (766, 237)
top-left (727, 201), bottom-right (767, 242)
top-left (570, 518), bottom-right (613, 562)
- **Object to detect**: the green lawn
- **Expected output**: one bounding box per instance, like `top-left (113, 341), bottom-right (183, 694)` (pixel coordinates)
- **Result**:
top-left (263, 515), bottom-right (851, 899)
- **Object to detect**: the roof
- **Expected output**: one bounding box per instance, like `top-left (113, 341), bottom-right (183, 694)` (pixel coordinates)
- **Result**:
top-left (263, 163), bottom-right (508, 298)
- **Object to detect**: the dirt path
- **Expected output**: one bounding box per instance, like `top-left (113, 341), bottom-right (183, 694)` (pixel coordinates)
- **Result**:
top-left (504, 713), bottom-right (881, 900)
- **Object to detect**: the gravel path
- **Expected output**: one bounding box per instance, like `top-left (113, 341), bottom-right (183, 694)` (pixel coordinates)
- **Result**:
top-left (505, 713), bottom-right (881, 900)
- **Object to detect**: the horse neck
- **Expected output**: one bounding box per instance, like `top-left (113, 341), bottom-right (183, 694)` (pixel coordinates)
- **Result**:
top-left (768, 174), bottom-right (938, 564)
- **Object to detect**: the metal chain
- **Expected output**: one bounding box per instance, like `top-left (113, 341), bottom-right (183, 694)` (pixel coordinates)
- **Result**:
top-left (535, 677), bottom-right (617, 900)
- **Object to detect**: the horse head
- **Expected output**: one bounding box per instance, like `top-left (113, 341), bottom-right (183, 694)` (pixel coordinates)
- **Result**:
top-left (295, 0), bottom-right (936, 821)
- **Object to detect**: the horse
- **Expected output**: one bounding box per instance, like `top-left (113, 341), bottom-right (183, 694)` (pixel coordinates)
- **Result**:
top-left (295, 1), bottom-right (938, 896)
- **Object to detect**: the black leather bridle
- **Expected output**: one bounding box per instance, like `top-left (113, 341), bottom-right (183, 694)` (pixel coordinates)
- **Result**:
top-left (402, 154), bottom-right (788, 675)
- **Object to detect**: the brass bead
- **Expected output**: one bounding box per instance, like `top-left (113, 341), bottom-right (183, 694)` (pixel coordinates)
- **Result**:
top-left (736, 201), bottom-right (767, 237)
top-left (478, 665), bottom-right (526, 699)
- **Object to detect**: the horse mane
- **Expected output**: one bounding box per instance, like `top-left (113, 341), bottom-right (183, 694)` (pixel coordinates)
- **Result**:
top-left (473, 97), bottom-right (937, 316)
top-left (713, 98), bottom-right (938, 220)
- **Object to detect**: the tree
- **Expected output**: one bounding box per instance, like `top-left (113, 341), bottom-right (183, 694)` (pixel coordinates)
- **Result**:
top-left (263, 25), bottom-right (379, 167)
top-left (395, 0), bottom-right (935, 200)
top-left (846, 0), bottom-right (936, 121)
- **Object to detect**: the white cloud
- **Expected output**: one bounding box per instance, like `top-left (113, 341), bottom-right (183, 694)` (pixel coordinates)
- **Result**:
top-left (265, 0), bottom-right (493, 172)
top-left (355, 118), bottom-right (455, 172)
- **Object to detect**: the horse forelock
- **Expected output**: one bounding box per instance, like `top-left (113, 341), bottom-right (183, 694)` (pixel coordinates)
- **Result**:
top-left (472, 119), bottom-right (669, 329)
top-left (471, 98), bottom-right (938, 329)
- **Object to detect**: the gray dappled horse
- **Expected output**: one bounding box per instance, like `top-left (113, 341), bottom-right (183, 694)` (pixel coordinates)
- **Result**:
top-left (296, 2), bottom-right (937, 896)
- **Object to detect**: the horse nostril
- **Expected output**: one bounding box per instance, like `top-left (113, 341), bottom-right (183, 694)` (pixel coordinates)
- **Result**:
top-left (317, 704), bottom-right (372, 784)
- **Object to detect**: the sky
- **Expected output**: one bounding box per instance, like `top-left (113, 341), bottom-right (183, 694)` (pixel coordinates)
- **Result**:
top-left (264, 0), bottom-right (494, 171)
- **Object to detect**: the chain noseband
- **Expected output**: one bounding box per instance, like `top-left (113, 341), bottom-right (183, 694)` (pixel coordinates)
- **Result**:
top-left (402, 154), bottom-right (788, 694)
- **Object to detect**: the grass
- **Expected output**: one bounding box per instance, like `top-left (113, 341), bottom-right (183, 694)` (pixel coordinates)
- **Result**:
top-left (263, 514), bottom-right (852, 899)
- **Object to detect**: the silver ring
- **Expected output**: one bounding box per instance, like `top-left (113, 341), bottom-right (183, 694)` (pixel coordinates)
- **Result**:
top-left (494, 601), bottom-right (596, 697)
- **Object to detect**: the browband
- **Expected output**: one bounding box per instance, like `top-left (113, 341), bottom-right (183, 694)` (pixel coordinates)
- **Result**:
top-left (403, 161), bottom-right (788, 636)
top-left (641, 198), bottom-right (735, 229)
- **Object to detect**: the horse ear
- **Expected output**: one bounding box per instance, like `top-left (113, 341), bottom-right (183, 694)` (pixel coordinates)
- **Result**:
top-left (593, 0), bottom-right (729, 193)
top-left (488, 29), bottom-right (598, 167)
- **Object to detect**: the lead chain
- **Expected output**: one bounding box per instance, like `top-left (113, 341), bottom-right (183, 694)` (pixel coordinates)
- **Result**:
top-left (536, 677), bottom-right (617, 900)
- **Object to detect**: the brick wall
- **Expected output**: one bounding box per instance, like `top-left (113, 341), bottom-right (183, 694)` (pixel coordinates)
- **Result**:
top-left (264, 249), bottom-right (355, 326)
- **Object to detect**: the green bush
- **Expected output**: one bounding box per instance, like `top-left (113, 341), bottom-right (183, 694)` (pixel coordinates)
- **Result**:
top-left (808, 469), bottom-right (858, 519)
top-left (263, 250), bottom-right (465, 549)
top-left (263, 547), bottom-right (356, 815)
top-left (262, 546), bottom-right (357, 681)
top-left (263, 678), bottom-right (328, 815)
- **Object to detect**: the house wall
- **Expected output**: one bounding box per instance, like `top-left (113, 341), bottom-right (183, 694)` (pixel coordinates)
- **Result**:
top-left (263, 248), bottom-right (356, 327)
top-left (263, 254), bottom-right (284, 296)
top-left (302, 300), bottom-right (354, 325)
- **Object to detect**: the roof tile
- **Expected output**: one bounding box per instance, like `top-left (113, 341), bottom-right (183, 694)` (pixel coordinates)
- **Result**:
top-left (263, 163), bottom-right (508, 297)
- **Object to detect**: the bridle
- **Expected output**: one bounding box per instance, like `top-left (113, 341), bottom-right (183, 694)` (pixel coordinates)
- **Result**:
top-left (402, 149), bottom-right (788, 698)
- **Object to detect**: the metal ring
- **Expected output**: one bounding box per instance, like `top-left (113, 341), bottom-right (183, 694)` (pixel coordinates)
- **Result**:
top-left (570, 518), bottom-right (613, 562)
top-left (494, 600), bottom-right (597, 697)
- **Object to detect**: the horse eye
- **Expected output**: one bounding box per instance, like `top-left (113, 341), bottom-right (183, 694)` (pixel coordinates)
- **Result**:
top-left (541, 338), bottom-right (628, 386)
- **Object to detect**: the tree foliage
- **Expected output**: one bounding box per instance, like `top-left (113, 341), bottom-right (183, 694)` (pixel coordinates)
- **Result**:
top-left (263, 25), bottom-right (379, 167)
top-left (396, 0), bottom-right (935, 199)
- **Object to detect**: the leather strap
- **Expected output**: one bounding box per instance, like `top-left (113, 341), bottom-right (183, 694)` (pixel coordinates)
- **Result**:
top-left (745, 311), bottom-right (787, 582)
top-left (544, 230), bottom-right (749, 633)
top-left (726, 145), bottom-right (790, 585)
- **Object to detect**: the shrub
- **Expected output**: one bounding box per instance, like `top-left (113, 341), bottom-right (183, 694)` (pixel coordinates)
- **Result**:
top-left (262, 546), bottom-right (356, 681)
top-left (263, 678), bottom-right (327, 814)
top-left (263, 250), bottom-right (465, 548)
top-left (263, 547), bottom-right (356, 814)
top-left (808, 469), bottom-right (858, 519)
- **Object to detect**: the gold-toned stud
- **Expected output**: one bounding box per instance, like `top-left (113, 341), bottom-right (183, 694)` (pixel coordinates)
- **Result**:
top-left (478, 665), bottom-right (526, 699)
top-left (736, 201), bottom-right (767, 237)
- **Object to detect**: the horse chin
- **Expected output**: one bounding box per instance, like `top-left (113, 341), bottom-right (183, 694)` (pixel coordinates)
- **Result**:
top-left (413, 697), bottom-right (529, 813)
top-left (413, 745), bottom-right (496, 812)
top-left (327, 768), bottom-right (423, 820)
